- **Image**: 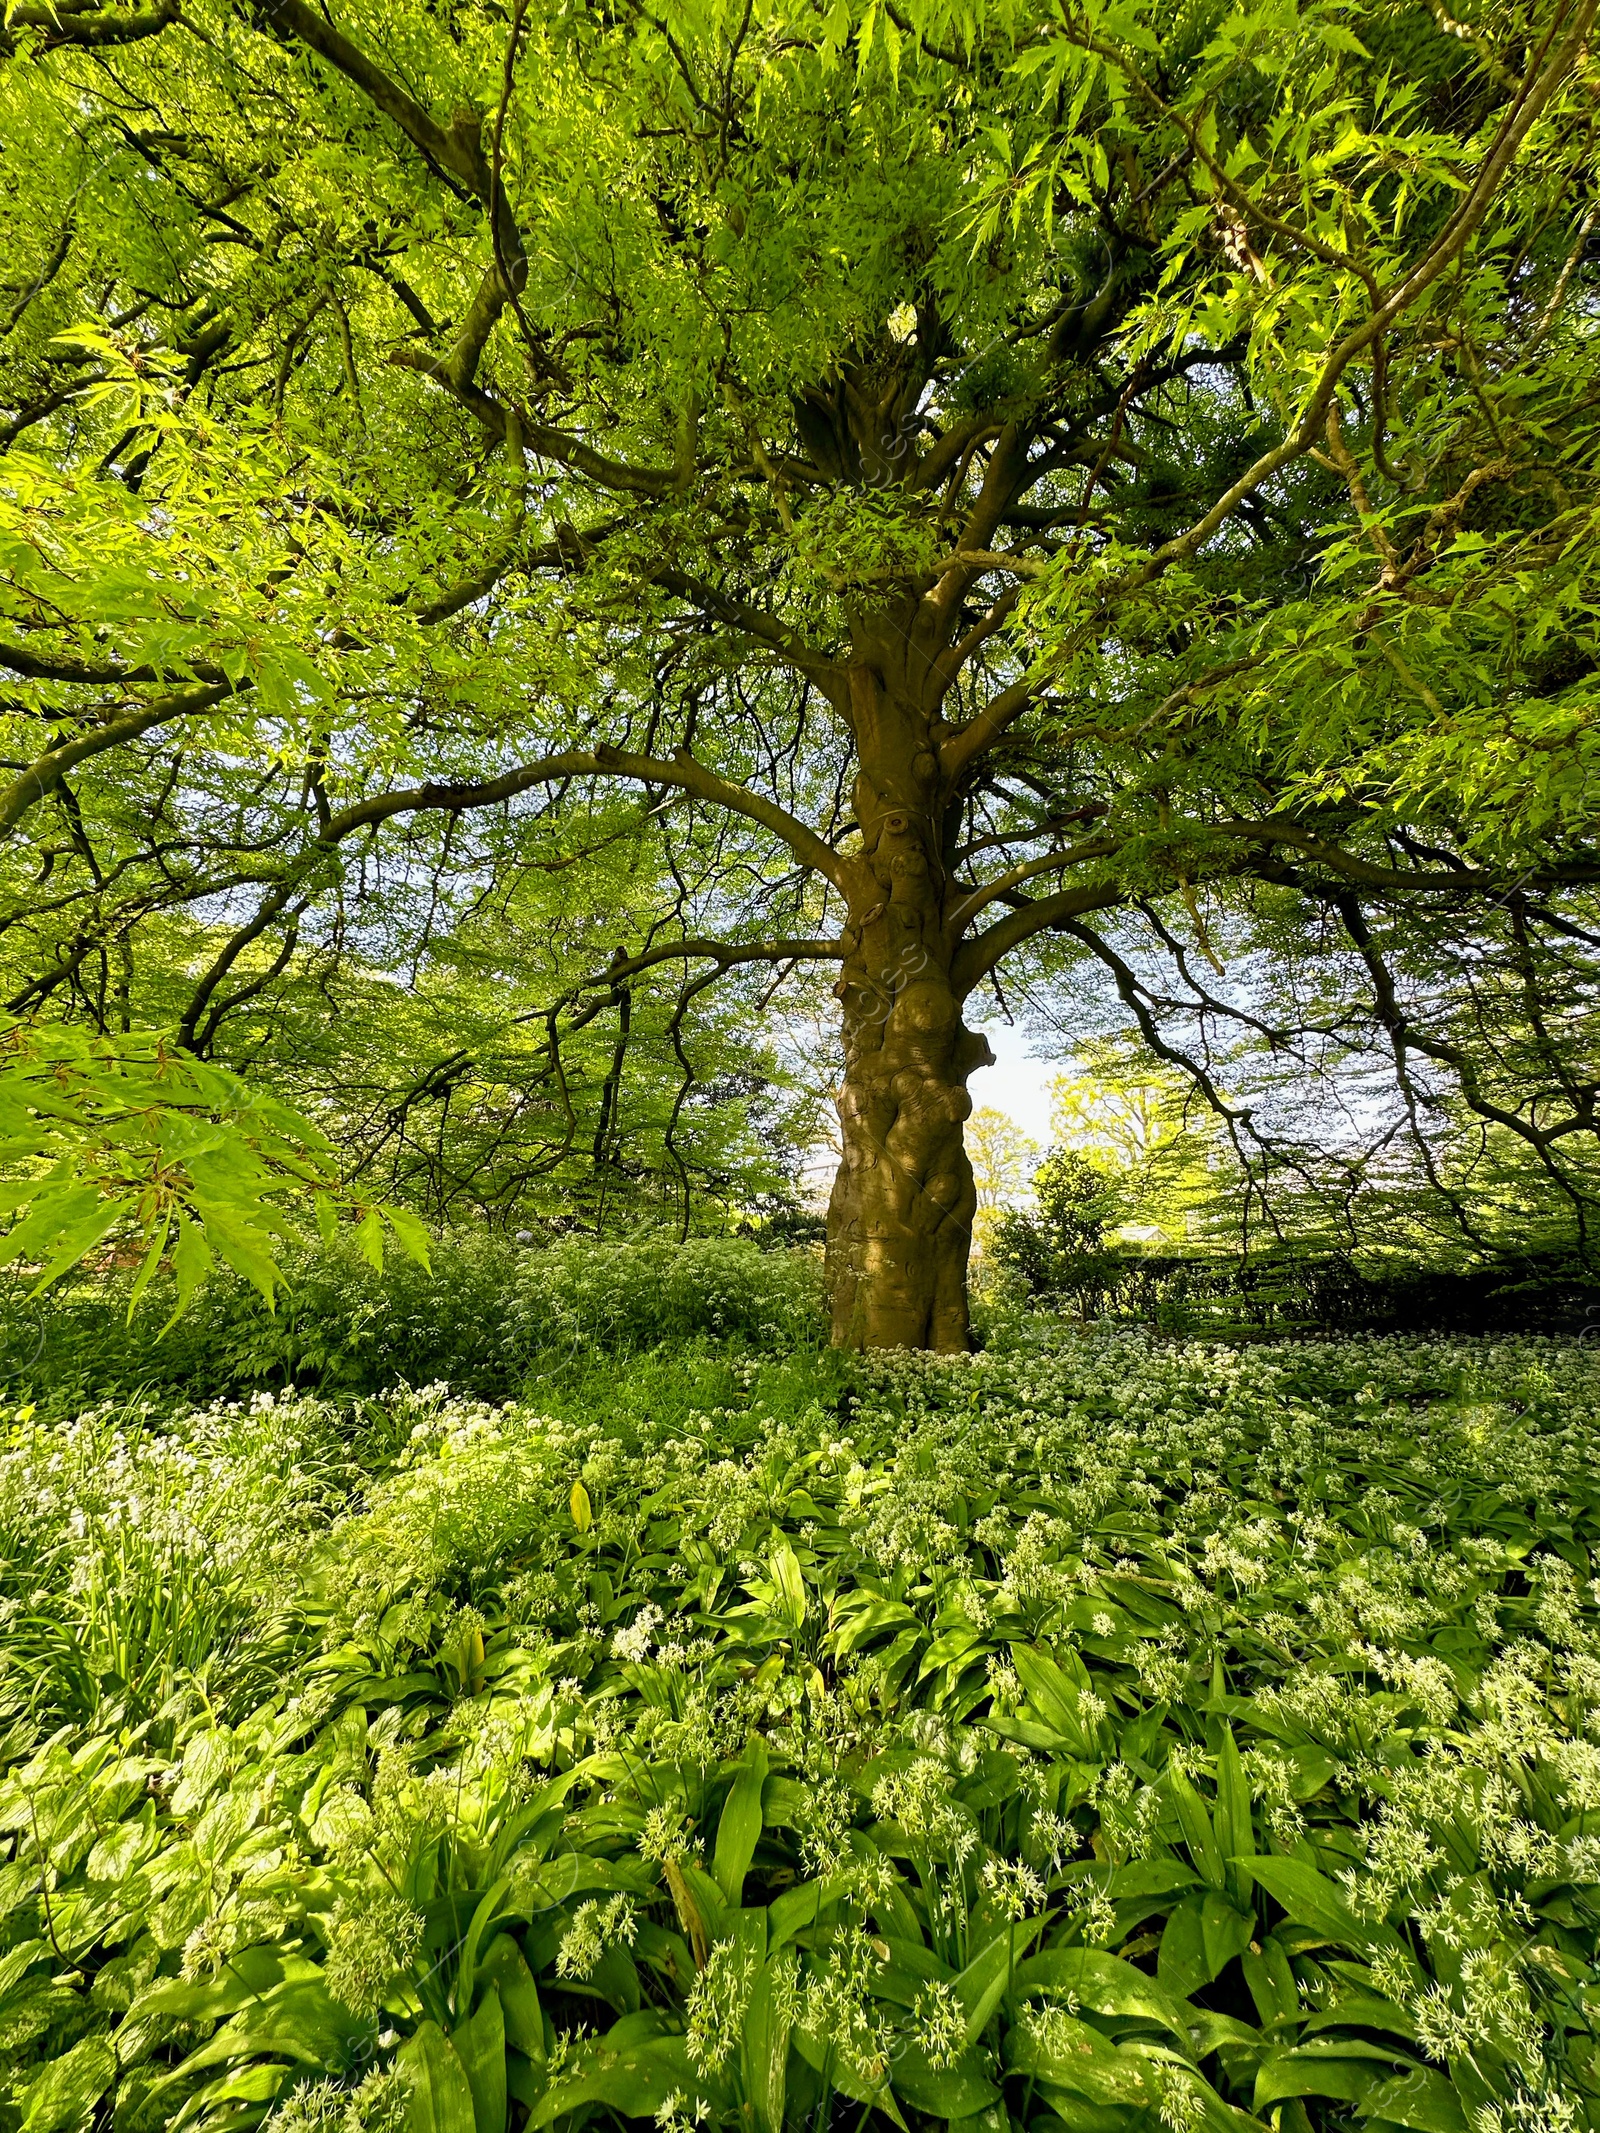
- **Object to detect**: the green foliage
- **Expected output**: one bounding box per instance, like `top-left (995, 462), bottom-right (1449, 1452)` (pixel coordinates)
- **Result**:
top-left (0, 1021), bottom-right (429, 1317)
top-left (8, 1233), bottom-right (828, 1407)
top-left (992, 0), bottom-right (1600, 867)
top-left (1047, 1039), bottom-right (1228, 1246)
top-left (0, 0), bottom-right (1594, 1331)
top-left (6, 1321), bottom-right (1600, 2129)
top-left (990, 1150), bottom-right (1123, 1308)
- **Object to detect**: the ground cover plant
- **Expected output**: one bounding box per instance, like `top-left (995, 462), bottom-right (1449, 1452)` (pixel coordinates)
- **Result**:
top-left (2, 1236), bottom-right (826, 1411)
top-left (2, 1316), bottom-right (1599, 2133)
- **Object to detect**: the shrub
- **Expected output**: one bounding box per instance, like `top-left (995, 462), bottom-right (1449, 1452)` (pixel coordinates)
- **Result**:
top-left (989, 1149), bottom-right (1123, 1315)
top-left (4, 1230), bottom-right (827, 1407)
top-left (988, 1225), bottom-right (1600, 1336)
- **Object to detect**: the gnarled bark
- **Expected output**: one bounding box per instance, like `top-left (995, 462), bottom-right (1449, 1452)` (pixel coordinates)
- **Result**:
top-left (824, 696), bottom-right (993, 1350)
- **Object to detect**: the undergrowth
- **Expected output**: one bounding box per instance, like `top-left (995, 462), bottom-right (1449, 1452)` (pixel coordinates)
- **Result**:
top-left (0, 1235), bottom-right (826, 1410)
top-left (2, 1324), bottom-right (1598, 2133)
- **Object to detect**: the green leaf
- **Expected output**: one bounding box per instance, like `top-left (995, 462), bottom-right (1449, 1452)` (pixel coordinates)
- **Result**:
top-left (1166, 1762), bottom-right (1225, 1889)
top-left (1303, 1993), bottom-right (1416, 2042)
top-left (382, 1200), bottom-right (433, 1269)
top-left (506, 2055), bottom-right (544, 2111)
top-left (891, 2048), bottom-right (1001, 2121)
top-left (743, 1944), bottom-right (797, 2133)
top-left (455, 1878), bottom-right (512, 2022)
top-left (526, 2028), bottom-right (702, 2127)
top-left (355, 1207), bottom-right (386, 1271)
top-left (169, 1978), bottom-right (368, 2077)
top-left (792, 2022), bottom-right (907, 2130)
top-left (1010, 1643), bottom-right (1100, 1756)
top-left (0, 1940), bottom-right (48, 2000)
top-left (829, 1595), bottom-right (918, 1656)
top-left (0, 1021), bottom-right (364, 1317)
top-left (452, 1987), bottom-right (507, 2133)
top-left (768, 1537), bottom-right (807, 1628)
top-left (165, 1211), bottom-right (215, 1324)
top-left (714, 1738), bottom-right (769, 1904)
top-left (400, 2021), bottom-right (478, 2133)
top-left (1237, 1856), bottom-right (1401, 1953)
top-left (954, 1929), bottom-right (1018, 2043)
top-left (1241, 1941), bottom-right (1299, 2028)
top-left (1003, 2010), bottom-right (1153, 2106)
top-left (1011, 1947), bottom-right (1191, 2035)
top-left (126, 1210), bottom-right (172, 1317)
top-left (769, 1870), bottom-right (857, 1947)
top-left (1215, 1725), bottom-right (1253, 1890)
top-left (1158, 1891), bottom-right (1255, 1998)
top-left (589, 1942), bottom-right (643, 2013)
top-left (1363, 2069), bottom-right (1469, 2133)
top-left (29, 1194), bottom-right (131, 1293)
top-left (0, 1181), bottom-right (100, 1270)
top-left (476, 1935), bottom-right (545, 2069)
top-left (17, 2034), bottom-right (117, 2133)
top-left (126, 1951), bottom-right (288, 2034)
top-left (1255, 2044), bottom-right (1405, 2110)
top-left (176, 2063), bottom-right (289, 2125)
top-left (200, 1202), bottom-right (283, 1305)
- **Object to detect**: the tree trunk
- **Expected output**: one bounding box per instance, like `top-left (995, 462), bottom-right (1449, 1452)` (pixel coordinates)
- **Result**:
top-left (824, 730), bottom-right (994, 1350)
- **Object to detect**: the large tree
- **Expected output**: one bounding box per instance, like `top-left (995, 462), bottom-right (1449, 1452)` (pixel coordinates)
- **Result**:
top-left (2, 0), bottom-right (1597, 1346)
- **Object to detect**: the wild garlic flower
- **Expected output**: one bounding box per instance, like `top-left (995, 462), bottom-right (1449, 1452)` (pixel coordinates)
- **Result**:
top-left (978, 1854), bottom-right (1046, 1920)
top-left (797, 1931), bottom-right (892, 2083)
top-left (639, 1805), bottom-right (697, 1867)
top-left (556, 1894), bottom-right (638, 1980)
top-left (1153, 2065), bottom-right (1206, 2133)
top-left (611, 1604), bottom-right (662, 1663)
top-left (1025, 1809), bottom-right (1081, 1875)
top-left (1069, 1886), bottom-right (1118, 1946)
top-left (910, 1979), bottom-right (966, 2068)
top-left (654, 2093), bottom-right (712, 2133)
top-left (870, 1759), bottom-right (975, 1864)
top-left (323, 1891), bottom-right (425, 2016)
top-left (685, 1938), bottom-right (760, 2072)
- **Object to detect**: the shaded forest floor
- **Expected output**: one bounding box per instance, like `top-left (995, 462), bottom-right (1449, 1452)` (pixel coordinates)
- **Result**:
top-left (1, 1319), bottom-right (1596, 2132)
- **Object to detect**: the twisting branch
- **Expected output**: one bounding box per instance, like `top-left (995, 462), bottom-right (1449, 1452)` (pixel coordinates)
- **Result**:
top-left (953, 881), bottom-right (1122, 992)
top-left (1329, 890), bottom-right (1600, 1234)
top-left (0, 682), bottom-right (244, 837)
top-left (325, 746), bottom-right (857, 894)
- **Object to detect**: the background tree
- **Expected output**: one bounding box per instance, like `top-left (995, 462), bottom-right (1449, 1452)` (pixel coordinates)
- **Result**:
top-left (1, 0), bottom-right (1596, 1345)
top-left (990, 1144), bottom-right (1121, 1312)
top-left (965, 1103), bottom-right (1040, 1255)
top-left (1046, 1035), bottom-right (1225, 1243)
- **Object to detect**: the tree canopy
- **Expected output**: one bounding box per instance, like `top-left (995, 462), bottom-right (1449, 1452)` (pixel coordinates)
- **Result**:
top-left (1, 0), bottom-right (1596, 1345)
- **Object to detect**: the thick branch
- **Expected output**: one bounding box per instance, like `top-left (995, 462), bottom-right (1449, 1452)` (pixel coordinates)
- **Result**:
top-left (265, 0), bottom-right (492, 201)
top-left (1212, 818), bottom-right (1600, 893)
top-left (323, 744), bottom-right (856, 893)
top-left (1, 0), bottom-right (177, 52)
top-left (939, 678), bottom-right (1035, 779)
top-left (0, 642), bottom-right (228, 688)
top-left (575, 933), bottom-right (841, 989)
top-left (945, 834), bottom-right (1119, 934)
top-left (648, 568), bottom-right (838, 685)
top-left (0, 683), bottom-right (240, 837)
top-left (952, 881), bottom-right (1122, 992)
